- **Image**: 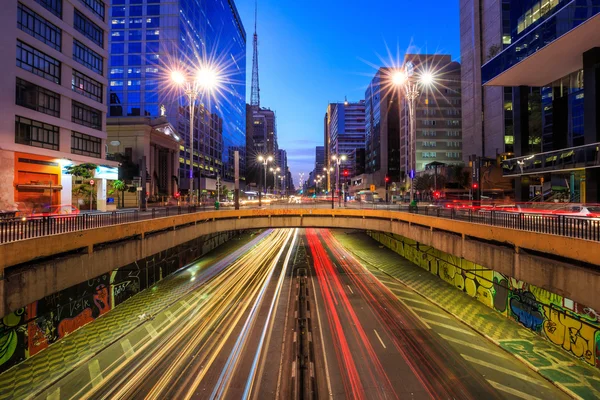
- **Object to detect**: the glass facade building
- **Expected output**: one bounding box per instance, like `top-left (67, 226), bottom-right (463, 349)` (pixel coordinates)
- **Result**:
top-left (108, 0), bottom-right (246, 185)
top-left (483, 0), bottom-right (600, 202)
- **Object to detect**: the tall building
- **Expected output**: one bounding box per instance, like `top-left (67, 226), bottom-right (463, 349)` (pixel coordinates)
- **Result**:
top-left (278, 148), bottom-right (287, 193)
top-left (460, 0), bottom-right (513, 162)
top-left (315, 146), bottom-right (325, 177)
top-left (107, 0), bottom-right (247, 187)
top-left (0, 0), bottom-right (115, 211)
top-left (249, 107), bottom-right (277, 188)
top-left (482, 1), bottom-right (600, 202)
top-left (365, 68), bottom-right (401, 188)
top-left (326, 101), bottom-right (366, 180)
top-left (400, 54), bottom-right (463, 173)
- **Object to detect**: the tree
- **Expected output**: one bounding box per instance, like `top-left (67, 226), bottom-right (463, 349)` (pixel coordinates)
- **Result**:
top-left (65, 163), bottom-right (97, 210)
top-left (110, 180), bottom-right (127, 208)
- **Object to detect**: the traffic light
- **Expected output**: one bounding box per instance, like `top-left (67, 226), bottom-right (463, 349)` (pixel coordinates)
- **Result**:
top-left (385, 176), bottom-right (390, 183)
top-left (343, 170), bottom-right (349, 177)
top-left (472, 183), bottom-right (479, 189)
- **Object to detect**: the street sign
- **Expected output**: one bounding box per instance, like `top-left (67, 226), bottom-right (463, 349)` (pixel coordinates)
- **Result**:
top-left (89, 179), bottom-right (95, 186)
top-left (370, 184), bottom-right (375, 192)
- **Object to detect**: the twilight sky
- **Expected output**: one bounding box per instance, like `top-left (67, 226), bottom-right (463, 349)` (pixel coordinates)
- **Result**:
top-left (236, 0), bottom-right (460, 186)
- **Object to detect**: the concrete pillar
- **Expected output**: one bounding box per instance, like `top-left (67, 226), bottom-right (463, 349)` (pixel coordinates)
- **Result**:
top-left (0, 150), bottom-right (15, 209)
top-left (583, 47), bottom-right (600, 202)
top-left (96, 178), bottom-right (107, 211)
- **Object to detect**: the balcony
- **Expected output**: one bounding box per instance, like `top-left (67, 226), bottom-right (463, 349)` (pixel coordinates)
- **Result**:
top-left (483, 1), bottom-right (600, 86)
top-left (502, 142), bottom-right (600, 177)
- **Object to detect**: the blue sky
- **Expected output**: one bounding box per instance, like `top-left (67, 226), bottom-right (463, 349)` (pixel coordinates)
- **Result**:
top-left (236, 0), bottom-right (460, 185)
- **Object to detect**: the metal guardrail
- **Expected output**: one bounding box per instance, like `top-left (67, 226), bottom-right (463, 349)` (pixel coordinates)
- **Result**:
top-left (0, 202), bottom-right (599, 244)
top-left (0, 206), bottom-right (199, 244)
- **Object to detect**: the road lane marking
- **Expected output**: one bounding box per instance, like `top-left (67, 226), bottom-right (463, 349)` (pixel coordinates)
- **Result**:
top-left (396, 298), bottom-right (431, 329)
top-left (46, 387), bottom-right (60, 400)
top-left (347, 285), bottom-right (354, 294)
top-left (373, 329), bottom-right (387, 349)
top-left (421, 318), bottom-right (476, 335)
top-left (120, 339), bottom-right (134, 358)
top-left (409, 306), bottom-right (452, 319)
top-left (398, 296), bottom-right (430, 306)
top-left (88, 359), bottom-right (103, 388)
top-left (487, 380), bottom-right (543, 399)
top-left (145, 324), bottom-right (158, 338)
top-left (309, 268), bottom-right (334, 399)
top-left (461, 355), bottom-right (549, 386)
top-left (165, 311), bottom-right (174, 321)
top-left (438, 334), bottom-right (511, 358)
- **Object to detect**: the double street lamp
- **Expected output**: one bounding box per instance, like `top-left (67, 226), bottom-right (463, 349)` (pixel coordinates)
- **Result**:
top-left (323, 166), bottom-right (334, 209)
top-left (258, 155), bottom-right (273, 206)
top-left (331, 154), bottom-right (347, 207)
top-left (171, 67), bottom-right (219, 205)
top-left (392, 64), bottom-right (435, 204)
top-left (270, 166), bottom-right (280, 195)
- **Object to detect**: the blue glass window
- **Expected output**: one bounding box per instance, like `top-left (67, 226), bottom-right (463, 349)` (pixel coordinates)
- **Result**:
top-left (111, 31), bottom-right (124, 41)
top-left (18, 3), bottom-right (62, 51)
top-left (111, 43), bottom-right (124, 53)
top-left (145, 92), bottom-right (158, 103)
top-left (73, 40), bottom-right (103, 74)
top-left (128, 67), bottom-right (141, 77)
top-left (111, 55), bottom-right (125, 66)
top-left (129, 43), bottom-right (142, 53)
top-left (111, 6), bottom-right (125, 17)
top-left (129, 30), bottom-right (142, 41)
top-left (128, 92), bottom-right (140, 103)
top-left (34, 0), bottom-right (62, 18)
top-left (129, 6), bottom-right (142, 16)
top-left (145, 42), bottom-right (159, 53)
top-left (146, 17), bottom-right (159, 28)
top-left (146, 5), bottom-right (159, 15)
top-left (128, 55), bottom-right (141, 65)
top-left (74, 9), bottom-right (104, 47)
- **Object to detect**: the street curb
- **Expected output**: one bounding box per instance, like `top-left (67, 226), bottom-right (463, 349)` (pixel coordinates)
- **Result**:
top-left (339, 240), bottom-right (583, 400)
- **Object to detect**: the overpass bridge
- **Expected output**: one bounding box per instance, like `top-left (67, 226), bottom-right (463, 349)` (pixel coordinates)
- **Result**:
top-left (1, 207), bottom-right (599, 317)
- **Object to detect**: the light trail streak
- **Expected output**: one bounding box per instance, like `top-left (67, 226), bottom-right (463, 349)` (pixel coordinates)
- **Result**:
top-left (241, 228), bottom-right (298, 400)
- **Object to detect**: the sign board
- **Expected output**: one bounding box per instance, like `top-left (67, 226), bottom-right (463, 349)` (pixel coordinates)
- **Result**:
top-left (136, 187), bottom-right (143, 191)
top-left (89, 179), bottom-right (95, 186)
top-left (370, 184), bottom-right (376, 192)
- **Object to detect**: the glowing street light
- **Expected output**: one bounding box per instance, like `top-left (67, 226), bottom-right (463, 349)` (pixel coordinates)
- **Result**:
top-left (171, 65), bottom-right (221, 205)
top-left (331, 154), bottom-right (347, 208)
top-left (258, 155), bottom-right (273, 206)
top-left (392, 63), bottom-right (436, 205)
top-left (270, 166), bottom-right (280, 195)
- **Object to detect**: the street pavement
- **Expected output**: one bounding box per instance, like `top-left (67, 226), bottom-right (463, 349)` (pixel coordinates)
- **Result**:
top-left (333, 229), bottom-right (600, 399)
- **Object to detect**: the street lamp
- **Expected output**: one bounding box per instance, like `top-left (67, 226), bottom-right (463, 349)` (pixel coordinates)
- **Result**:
top-left (323, 166), bottom-right (334, 209)
top-left (392, 64), bottom-right (435, 205)
top-left (171, 67), bottom-right (219, 205)
top-left (280, 175), bottom-right (285, 197)
top-left (331, 154), bottom-right (347, 208)
top-left (258, 155), bottom-right (273, 206)
top-left (270, 166), bottom-right (280, 196)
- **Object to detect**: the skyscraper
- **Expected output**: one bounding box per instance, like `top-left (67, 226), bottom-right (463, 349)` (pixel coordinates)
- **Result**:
top-left (108, 0), bottom-right (247, 186)
top-left (326, 101), bottom-right (366, 179)
top-left (315, 146), bottom-right (325, 178)
top-left (365, 68), bottom-right (401, 188)
top-left (0, 0), bottom-right (113, 211)
top-left (399, 54), bottom-right (463, 173)
top-left (482, 1), bottom-right (600, 202)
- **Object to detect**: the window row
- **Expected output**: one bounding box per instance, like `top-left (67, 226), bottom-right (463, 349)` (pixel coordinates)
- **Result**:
top-left (111, 17), bottom-right (160, 28)
top-left (74, 9), bottom-right (104, 47)
top-left (18, 3), bottom-right (62, 51)
top-left (111, 5), bottom-right (160, 17)
top-left (15, 115), bottom-right (59, 150)
top-left (35, 0), bottom-right (62, 18)
top-left (79, 0), bottom-right (105, 21)
top-left (16, 78), bottom-right (61, 117)
top-left (110, 29), bottom-right (160, 42)
top-left (72, 131), bottom-right (101, 158)
top-left (17, 40), bottom-right (61, 84)
top-left (72, 70), bottom-right (103, 102)
top-left (72, 100), bottom-right (102, 129)
top-left (73, 40), bottom-right (103, 74)
top-left (111, 41), bottom-right (160, 54)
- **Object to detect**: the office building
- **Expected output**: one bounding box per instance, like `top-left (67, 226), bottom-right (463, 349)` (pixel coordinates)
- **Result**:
top-left (108, 0), bottom-right (247, 188)
top-left (315, 146), bottom-right (325, 177)
top-left (460, 0), bottom-right (513, 162)
top-left (249, 107), bottom-right (277, 189)
top-left (0, 0), bottom-right (115, 211)
top-left (399, 54), bottom-right (463, 173)
top-left (365, 68), bottom-right (401, 189)
top-left (326, 100), bottom-right (366, 180)
top-left (483, 1), bottom-right (600, 202)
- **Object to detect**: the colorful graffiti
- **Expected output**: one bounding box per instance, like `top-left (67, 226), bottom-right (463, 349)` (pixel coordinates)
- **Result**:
top-left (0, 231), bottom-right (235, 374)
top-left (370, 231), bottom-right (600, 369)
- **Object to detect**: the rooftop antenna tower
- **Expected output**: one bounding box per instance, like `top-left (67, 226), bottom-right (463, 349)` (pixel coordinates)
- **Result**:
top-left (250, 0), bottom-right (260, 108)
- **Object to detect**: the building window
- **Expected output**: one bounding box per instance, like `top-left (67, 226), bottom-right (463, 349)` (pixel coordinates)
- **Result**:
top-left (72, 100), bottom-right (102, 129)
top-left (15, 115), bottom-right (59, 150)
top-left (16, 40), bottom-right (61, 84)
top-left (74, 10), bottom-right (104, 47)
top-left (16, 78), bottom-right (60, 117)
top-left (422, 152), bottom-right (437, 158)
top-left (34, 0), bottom-right (62, 18)
top-left (79, 0), bottom-right (105, 21)
top-left (72, 70), bottom-right (102, 102)
top-left (423, 141), bottom-right (436, 147)
top-left (73, 40), bottom-right (103, 74)
top-left (18, 3), bottom-right (62, 51)
top-left (71, 131), bottom-right (101, 158)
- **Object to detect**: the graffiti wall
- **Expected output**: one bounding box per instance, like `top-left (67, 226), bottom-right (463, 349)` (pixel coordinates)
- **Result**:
top-left (369, 231), bottom-right (600, 369)
top-left (0, 231), bottom-right (237, 373)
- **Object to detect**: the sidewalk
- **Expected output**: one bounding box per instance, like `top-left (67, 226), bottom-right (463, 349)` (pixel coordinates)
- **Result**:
top-left (0, 233), bottom-right (258, 400)
top-left (333, 231), bottom-right (600, 400)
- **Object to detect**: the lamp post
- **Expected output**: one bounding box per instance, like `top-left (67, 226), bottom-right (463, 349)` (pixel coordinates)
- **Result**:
top-left (280, 175), bottom-right (285, 197)
top-left (331, 154), bottom-right (347, 207)
top-left (171, 67), bottom-right (218, 205)
top-left (392, 65), bottom-right (434, 204)
top-left (270, 166), bottom-right (280, 196)
top-left (258, 155), bottom-right (273, 206)
top-left (323, 166), bottom-right (334, 209)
